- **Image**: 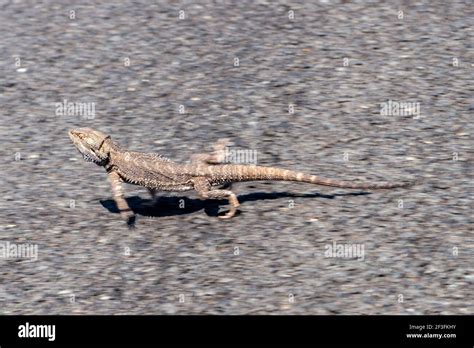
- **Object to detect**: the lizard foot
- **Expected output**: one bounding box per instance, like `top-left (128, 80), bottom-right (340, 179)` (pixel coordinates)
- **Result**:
top-left (218, 201), bottom-right (239, 219)
top-left (120, 209), bottom-right (136, 227)
top-left (218, 209), bottom-right (237, 219)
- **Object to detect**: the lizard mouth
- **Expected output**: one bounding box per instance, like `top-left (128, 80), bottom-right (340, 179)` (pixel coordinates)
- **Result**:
top-left (68, 130), bottom-right (75, 142)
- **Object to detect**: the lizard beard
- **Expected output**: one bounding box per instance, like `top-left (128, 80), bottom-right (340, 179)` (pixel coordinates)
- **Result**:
top-left (75, 142), bottom-right (108, 166)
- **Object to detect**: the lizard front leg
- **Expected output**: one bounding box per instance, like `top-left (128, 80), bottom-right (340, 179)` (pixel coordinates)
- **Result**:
top-left (107, 171), bottom-right (135, 225)
top-left (193, 177), bottom-right (240, 219)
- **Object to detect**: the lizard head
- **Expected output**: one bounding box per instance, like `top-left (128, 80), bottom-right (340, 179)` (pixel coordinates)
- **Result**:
top-left (68, 128), bottom-right (111, 165)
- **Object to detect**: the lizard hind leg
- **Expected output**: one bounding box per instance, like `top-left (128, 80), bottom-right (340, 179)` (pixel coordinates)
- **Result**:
top-left (193, 177), bottom-right (240, 219)
top-left (190, 138), bottom-right (233, 190)
top-left (190, 138), bottom-right (232, 165)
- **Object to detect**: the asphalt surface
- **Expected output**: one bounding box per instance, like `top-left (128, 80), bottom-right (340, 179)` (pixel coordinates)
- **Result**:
top-left (0, 1), bottom-right (472, 314)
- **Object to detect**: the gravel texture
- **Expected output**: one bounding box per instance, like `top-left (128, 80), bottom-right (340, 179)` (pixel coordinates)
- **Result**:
top-left (0, 0), bottom-right (472, 314)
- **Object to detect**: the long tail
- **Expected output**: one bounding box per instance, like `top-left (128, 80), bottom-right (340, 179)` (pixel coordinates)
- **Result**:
top-left (206, 164), bottom-right (410, 189)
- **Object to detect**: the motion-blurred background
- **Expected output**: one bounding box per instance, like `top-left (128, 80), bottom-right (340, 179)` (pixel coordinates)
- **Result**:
top-left (0, 0), bottom-right (472, 314)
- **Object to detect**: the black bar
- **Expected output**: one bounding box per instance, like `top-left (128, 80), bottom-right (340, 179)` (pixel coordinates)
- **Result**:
top-left (0, 315), bottom-right (472, 346)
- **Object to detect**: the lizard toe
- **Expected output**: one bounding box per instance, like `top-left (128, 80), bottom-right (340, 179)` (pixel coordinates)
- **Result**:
top-left (218, 208), bottom-right (237, 219)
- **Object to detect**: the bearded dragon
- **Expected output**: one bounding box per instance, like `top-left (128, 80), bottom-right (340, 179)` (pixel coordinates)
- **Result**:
top-left (69, 128), bottom-right (410, 225)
